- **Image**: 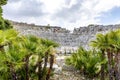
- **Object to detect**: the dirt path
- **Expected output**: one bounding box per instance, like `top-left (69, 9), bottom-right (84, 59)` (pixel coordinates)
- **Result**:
top-left (50, 55), bottom-right (85, 80)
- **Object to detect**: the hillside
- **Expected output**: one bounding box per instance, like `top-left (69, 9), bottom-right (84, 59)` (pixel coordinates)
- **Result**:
top-left (11, 21), bottom-right (120, 52)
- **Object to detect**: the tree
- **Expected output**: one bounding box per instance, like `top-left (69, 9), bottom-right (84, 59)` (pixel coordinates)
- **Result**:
top-left (0, 29), bottom-right (59, 80)
top-left (90, 33), bottom-right (109, 80)
top-left (0, 29), bottom-right (25, 80)
top-left (90, 30), bottom-right (120, 80)
top-left (66, 47), bottom-right (104, 78)
top-left (0, 0), bottom-right (7, 16)
top-left (0, 1), bottom-right (58, 80)
top-left (40, 39), bottom-right (58, 80)
top-left (107, 30), bottom-right (120, 80)
top-left (0, 0), bottom-right (13, 30)
top-left (0, 0), bottom-right (7, 6)
top-left (19, 35), bottom-right (41, 80)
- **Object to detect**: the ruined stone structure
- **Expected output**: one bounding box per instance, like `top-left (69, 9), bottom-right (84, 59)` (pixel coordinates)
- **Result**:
top-left (11, 21), bottom-right (120, 52)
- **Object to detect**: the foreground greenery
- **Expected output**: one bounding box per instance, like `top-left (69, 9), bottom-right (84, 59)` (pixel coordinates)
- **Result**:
top-left (1, 0), bottom-right (120, 80)
top-left (0, 29), bottom-right (59, 80)
top-left (0, 0), bottom-right (60, 80)
top-left (66, 29), bottom-right (120, 80)
top-left (0, 0), bottom-right (59, 80)
top-left (66, 47), bottom-right (107, 78)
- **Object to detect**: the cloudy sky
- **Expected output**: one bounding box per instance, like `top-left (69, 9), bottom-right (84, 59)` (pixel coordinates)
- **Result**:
top-left (2, 0), bottom-right (120, 30)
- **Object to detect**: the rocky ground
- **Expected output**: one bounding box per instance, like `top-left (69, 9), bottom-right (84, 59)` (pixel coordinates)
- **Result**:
top-left (50, 55), bottom-right (93, 80)
top-left (51, 70), bottom-right (84, 80)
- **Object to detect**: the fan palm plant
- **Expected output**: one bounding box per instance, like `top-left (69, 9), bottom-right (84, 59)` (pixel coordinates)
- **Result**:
top-left (107, 30), bottom-right (120, 80)
top-left (0, 37), bottom-right (27, 80)
top-left (0, 29), bottom-right (18, 50)
top-left (90, 33), bottom-right (109, 80)
top-left (90, 30), bottom-right (120, 80)
top-left (0, 21), bottom-right (58, 80)
top-left (0, 29), bottom-right (26, 80)
top-left (66, 47), bottom-right (104, 78)
top-left (40, 39), bottom-right (59, 80)
top-left (19, 35), bottom-right (41, 80)
top-left (18, 35), bottom-right (59, 80)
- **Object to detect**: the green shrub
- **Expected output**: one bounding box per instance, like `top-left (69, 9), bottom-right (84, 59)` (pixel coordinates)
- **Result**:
top-left (0, 29), bottom-right (58, 80)
top-left (66, 47), bottom-right (107, 78)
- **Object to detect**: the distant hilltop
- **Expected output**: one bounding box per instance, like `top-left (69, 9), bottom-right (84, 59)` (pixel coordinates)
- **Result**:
top-left (10, 20), bottom-right (120, 52)
top-left (10, 20), bottom-right (70, 33)
top-left (73, 24), bottom-right (120, 34)
top-left (10, 20), bottom-right (120, 34)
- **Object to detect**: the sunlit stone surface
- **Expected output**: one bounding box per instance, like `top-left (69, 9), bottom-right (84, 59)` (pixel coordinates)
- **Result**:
top-left (11, 21), bottom-right (120, 52)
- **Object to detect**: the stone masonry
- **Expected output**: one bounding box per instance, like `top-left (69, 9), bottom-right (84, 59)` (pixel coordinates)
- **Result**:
top-left (11, 21), bottom-right (120, 52)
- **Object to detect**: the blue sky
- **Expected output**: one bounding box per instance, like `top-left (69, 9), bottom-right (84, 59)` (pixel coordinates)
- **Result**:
top-left (99, 7), bottom-right (120, 24)
top-left (2, 0), bottom-right (120, 30)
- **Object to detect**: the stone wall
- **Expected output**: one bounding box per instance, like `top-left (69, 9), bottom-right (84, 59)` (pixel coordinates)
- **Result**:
top-left (11, 21), bottom-right (70, 33)
top-left (11, 21), bottom-right (120, 52)
top-left (73, 24), bottom-right (120, 35)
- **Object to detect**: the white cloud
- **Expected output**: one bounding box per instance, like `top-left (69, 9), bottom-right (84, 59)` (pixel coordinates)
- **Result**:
top-left (40, 0), bottom-right (64, 14)
top-left (2, 0), bottom-right (120, 30)
top-left (94, 0), bottom-right (120, 13)
top-left (64, 0), bottom-right (77, 8)
top-left (115, 20), bottom-right (120, 24)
